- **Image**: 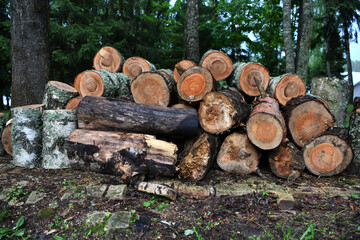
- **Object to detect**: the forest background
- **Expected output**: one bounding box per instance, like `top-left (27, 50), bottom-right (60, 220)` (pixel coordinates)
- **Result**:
top-left (0, 0), bottom-right (359, 109)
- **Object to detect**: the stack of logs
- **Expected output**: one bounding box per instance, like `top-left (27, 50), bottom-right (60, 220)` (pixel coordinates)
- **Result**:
top-left (1, 46), bottom-right (358, 183)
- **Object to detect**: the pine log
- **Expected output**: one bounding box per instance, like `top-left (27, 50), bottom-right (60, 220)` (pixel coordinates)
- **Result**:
top-left (11, 104), bottom-right (44, 168)
top-left (0, 113), bottom-right (4, 156)
top-left (41, 110), bottom-right (77, 169)
top-left (43, 81), bottom-right (79, 110)
top-left (1, 119), bottom-right (12, 156)
top-left (246, 97), bottom-right (286, 150)
top-left (178, 132), bottom-right (220, 181)
top-left (229, 62), bottom-right (270, 97)
top-left (138, 182), bottom-right (176, 200)
top-left (158, 69), bottom-right (175, 83)
top-left (173, 60), bottom-right (196, 82)
top-left (67, 129), bottom-right (178, 180)
top-left (93, 46), bottom-right (125, 72)
top-left (177, 66), bottom-right (214, 103)
top-left (283, 95), bottom-right (335, 148)
top-left (131, 71), bottom-right (175, 107)
top-left (198, 88), bottom-right (251, 134)
top-left (310, 77), bottom-right (351, 127)
top-left (267, 74), bottom-right (306, 106)
top-left (217, 131), bottom-right (261, 174)
top-left (200, 50), bottom-right (233, 81)
top-left (348, 112), bottom-right (360, 174)
top-left (65, 97), bottom-right (83, 110)
top-left (268, 138), bottom-right (305, 180)
top-left (122, 56), bottom-right (156, 80)
top-left (303, 133), bottom-right (353, 176)
top-left (77, 96), bottom-right (198, 137)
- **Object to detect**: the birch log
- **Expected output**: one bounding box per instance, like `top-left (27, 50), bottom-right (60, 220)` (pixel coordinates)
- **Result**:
top-left (43, 81), bottom-right (79, 110)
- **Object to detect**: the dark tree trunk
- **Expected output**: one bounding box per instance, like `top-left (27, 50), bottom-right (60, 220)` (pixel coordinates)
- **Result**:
top-left (324, 3), bottom-right (332, 78)
top-left (283, 0), bottom-right (295, 73)
top-left (10, 0), bottom-right (51, 107)
top-left (185, 0), bottom-right (200, 64)
top-left (343, 26), bottom-right (353, 103)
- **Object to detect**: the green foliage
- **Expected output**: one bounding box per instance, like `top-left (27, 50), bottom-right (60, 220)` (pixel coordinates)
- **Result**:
top-left (6, 186), bottom-right (29, 202)
top-left (0, 216), bottom-right (26, 239)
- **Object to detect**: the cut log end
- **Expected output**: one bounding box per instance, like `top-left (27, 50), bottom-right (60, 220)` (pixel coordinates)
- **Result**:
top-left (173, 60), bottom-right (196, 82)
top-left (74, 70), bottom-right (104, 97)
top-left (1, 120), bottom-right (12, 156)
top-left (65, 97), bottom-right (83, 110)
top-left (200, 50), bottom-right (233, 81)
top-left (93, 46), bottom-right (123, 72)
top-left (238, 63), bottom-right (270, 96)
top-left (123, 57), bottom-right (152, 80)
top-left (274, 74), bottom-right (306, 105)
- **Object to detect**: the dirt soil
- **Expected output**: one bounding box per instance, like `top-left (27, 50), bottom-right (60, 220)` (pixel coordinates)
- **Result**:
top-left (0, 155), bottom-right (359, 240)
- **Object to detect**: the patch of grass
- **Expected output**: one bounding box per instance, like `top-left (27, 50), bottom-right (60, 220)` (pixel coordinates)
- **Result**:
top-left (6, 186), bottom-right (29, 202)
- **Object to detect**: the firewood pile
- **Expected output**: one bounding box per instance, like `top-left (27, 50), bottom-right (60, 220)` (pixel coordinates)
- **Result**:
top-left (1, 46), bottom-right (359, 183)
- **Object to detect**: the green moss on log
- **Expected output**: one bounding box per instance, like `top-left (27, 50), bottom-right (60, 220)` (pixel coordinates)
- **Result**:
top-left (348, 112), bottom-right (360, 174)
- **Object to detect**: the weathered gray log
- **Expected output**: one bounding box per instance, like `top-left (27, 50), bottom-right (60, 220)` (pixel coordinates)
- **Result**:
top-left (67, 129), bottom-right (178, 180)
top-left (93, 46), bottom-right (125, 72)
top-left (11, 104), bottom-right (44, 168)
top-left (348, 112), bottom-right (360, 174)
top-left (77, 96), bottom-right (198, 137)
top-left (0, 113), bottom-right (4, 156)
top-left (43, 81), bottom-right (79, 110)
top-left (310, 77), bottom-right (351, 127)
top-left (178, 132), bottom-right (220, 181)
top-left (138, 182), bottom-right (176, 200)
top-left (1, 119), bottom-right (12, 156)
top-left (41, 110), bottom-right (77, 169)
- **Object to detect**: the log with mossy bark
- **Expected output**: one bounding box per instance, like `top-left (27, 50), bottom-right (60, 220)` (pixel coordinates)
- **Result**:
top-left (198, 88), bottom-right (251, 134)
top-left (67, 129), bottom-right (178, 180)
top-left (0, 113), bottom-right (4, 156)
top-left (41, 110), bottom-right (77, 169)
top-left (93, 46), bottom-right (125, 73)
top-left (200, 50), bottom-right (233, 81)
top-left (77, 96), bottom-right (199, 137)
top-left (42, 81), bottom-right (79, 110)
top-left (310, 77), bottom-right (351, 128)
top-left (11, 104), bottom-right (44, 168)
top-left (131, 71), bottom-right (175, 107)
top-left (283, 95), bottom-right (335, 148)
top-left (1, 119), bottom-right (12, 156)
top-left (122, 57), bottom-right (156, 80)
top-left (173, 60), bottom-right (196, 82)
top-left (348, 111), bottom-right (360, 174)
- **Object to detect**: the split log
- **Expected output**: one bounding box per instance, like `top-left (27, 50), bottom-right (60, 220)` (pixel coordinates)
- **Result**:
top-left (198, 88), bottom-right (251, 134)
top-left (1, 119), bottom-right (12, 156)
top-left (0, 113), bottom-right (4, 156)
top-left (93, 46), bottom-right (125, 72)
top-left (138, 182), bottom-right (176, 200)
top-left (178, 132), bottom-right (220, 181)
top-left (310, 77), bottom-right (351, 127)
top-left (65, 97), bottom-right (83, 110)
top-left (246, 96), bottom-right (286, 150)
top-left (173, 60), bottom-right (196, 82)
top-left (229, 62), bottom-right (270, 97)
top-left (67, 129), bottom-right (178, 180)
top-left (283, 95), bottom-right (335, 148)
top-left (177, 66), bottom-right (214, 103)
top-left (200, 50), bottom-right (233, 81)
top-left (42, 81), bottom-right (79, 110)
top-left (41, 110), bottom-right (77, 169)
top-left (268, 138), bottom-right (305, 180)
top-left (77, 96), bottom-right (198, 137)
top-left (303, 133), bottom-right (353, 176)
top-left (267, 74), bottom-right (306, 106)
top-left (348, 112), bottom-right (360, 174)
top-left (122, 57), bottom-right (156, 80)
top-left (216, 131), bottom-right (261, 174)
top-left (131, 71), bottom-right (175, 107)
top-left (11, 104), bottom-right (44, 168)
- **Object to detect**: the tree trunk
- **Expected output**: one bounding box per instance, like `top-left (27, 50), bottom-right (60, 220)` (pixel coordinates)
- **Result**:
top-left (93, 46), bottom-right (125, 73)
top-left (343, 25), bottom-right (354, 102)
top-left (43, 81), bottom-right (79, 110)
top-left (77, 96), bottom-right (199, 137)
top-left (217, 131), bottom-right (261, 175)
top-left (1, 119), bottom-right (12, 156)
top-left (65, 97), bottom-right (83, 110)
top-left (267, 74), bottom-right (306, 106)
top-left (178, 132), bottom-right (220, 181)
top-left (269, 138), bottom-right (305, 180)
top-left (0, 113), bottom-right (4, 156)
top-left (246, 96), bottom-right (286, 150)
top-left (295, 0), bottom-right (313, 82)
top-left (348, 112), bottom-right (360, 175)
top-left (131, 71), bottom-right (175, 107)
top-left (303, 132), bottom-right (353, 176)
top-left (67, 129), bottom-right (178, 180)
top-left (229, 62), bottom-right (270, 97)
top-left (283, 95), bottom-right (335, 148)
top-left (310, 77), bottom-right (350, 128)
top-left (185, 0), bottom-right (200, 64)
top-left (41, 110), bottom-right (77, 169)
top-left (11, 104), bottom-right (44, 168)
top-left (173, 60), bottom-right (196, 82)
top-left (198, 88), bottom-right (251, 134)
top-left (324, 3), bottom-right (332, 78)
top-left (200, 50), bottom-right (233, 81)
top-left (282, 0), bottom-right (295, 73)
top-left (122, 57), bottom-right (156, 80)
top-left (177, 66), bottom-right (214, 103)
top-left (10, 0), bottom-right (51, 107)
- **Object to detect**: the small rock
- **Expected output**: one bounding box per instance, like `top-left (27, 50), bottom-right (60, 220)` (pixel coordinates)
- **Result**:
top-left (60, 187), bottom-right (77, 201)
top-left (105, 185), bottom-right (127, 200)
top-left (38, 208), bottom-right (55, 218)
top-left (8, 199), bottom-right (24, 206)
top-left (0, 188), bottom-right (12, 201)
top-left (49, 200), bottom-right (59, 209)
top-left (17, 180), bottom-right (30, 187)
top-left (84, 212), bottom-right (108, 227)
top-left (86, 184), bottom-right (108, 198)
top-left (105, 212), bottom-right (131, 230)
top-left (26, 191), bottom-right (45, 204)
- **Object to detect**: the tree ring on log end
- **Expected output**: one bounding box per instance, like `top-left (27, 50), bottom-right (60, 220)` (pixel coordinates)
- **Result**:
top-left (66, 97), bottom-right (83, 110)
top-left (173, 60), bottom-right (196, 83)
top-left (75, 71), bottom-right (104, 97)
top-left (239, 63), bottom-right (269, 96)
top-left (247, 112), bottom-right (283, 150)
top-left (201, 51), bottom-right (233, 81)
top-left (93, 46), bottom-right (123, 72)
top-left (123, 57), bottom-right (151, 80)
top-left (275, 74), bottom-right (306, 105)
